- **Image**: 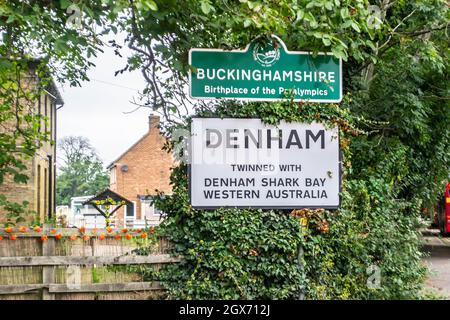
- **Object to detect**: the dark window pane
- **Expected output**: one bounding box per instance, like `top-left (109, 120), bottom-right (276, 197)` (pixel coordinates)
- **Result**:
top-left (126, 203), bottom-right (134, 217)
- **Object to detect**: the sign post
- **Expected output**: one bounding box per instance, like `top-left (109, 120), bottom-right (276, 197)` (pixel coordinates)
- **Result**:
top-left (189, 36), bottom-right (342, 103)
top-left (190, 118), bottom-right (340, 209)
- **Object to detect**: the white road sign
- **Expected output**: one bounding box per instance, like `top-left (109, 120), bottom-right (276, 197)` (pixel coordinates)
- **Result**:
top-left (190, 118), bottom-right (341, 209)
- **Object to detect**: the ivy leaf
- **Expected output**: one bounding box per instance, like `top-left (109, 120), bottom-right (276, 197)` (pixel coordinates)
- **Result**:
top-left (143, 0), bottom-right (158, 11)
top-left (351, 21), bottom-right (361, 33)
top-left (331, 46), bottom-right (348, 61)
top-left (60, 0), bottom-right (72, 10)
top-left (296, 10), bottom-right (304, 22)
top-left (340, 8), bottom-right (349, 19)
top-left (201, 1), bottom-right (213, 15)
top-left (6, 15), bottom-right (15, 24)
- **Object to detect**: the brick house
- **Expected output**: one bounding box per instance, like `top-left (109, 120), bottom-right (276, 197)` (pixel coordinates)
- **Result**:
top-left (0, 61), bottom-right (63, 224)
top-left (107, 115), bottom-right (174, 227)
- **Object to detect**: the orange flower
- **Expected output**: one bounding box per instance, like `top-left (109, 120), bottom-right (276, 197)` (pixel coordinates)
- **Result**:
top-left (149, 227), bottom-right (155, 234)
top-left (92, 228), bottom-right (98, 234)
top-left (55, 234), bottom-right (62, 240)
top-left (69, 234), bottom-right (77, 241)
top-left (136, 229), bottom-right (142, 234)
top-left (99, 233), bottom-right (106, 240)
top-left (40, 235), bottom-right (48, 242)
top-left (0, 235), bottom-right (3, 241)
top-left (79, 226), bottom-right (86, 233)
top-left (140, 232), bottom-right (148, 239)
top-left (9, 234), bottom-right (17, 241)
top-left (106, 227), bottom-right (113, 233)
top-left (114, 234), bottom-right (121, 241)
top-left (18, 226), bottom-right (27, 233)
top-left (125, 233), bottom-right (132, 240)
top-left (5, 227), bottom-right (13, 233)
top-left (50, 229), bottom-right (57, 234)
top-left (82, 234), bottom-right (90, 242)
top-left (122, 228), bottom-right (128, 234)
top-left (33, 226), bottom-right (42, 233)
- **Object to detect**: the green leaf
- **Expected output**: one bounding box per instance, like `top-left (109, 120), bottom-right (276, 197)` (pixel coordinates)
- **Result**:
top-left (6, 15), bottom-right (15, 23)
top-left (143, 0), bottom-right (158, 11)
top-left (331, 46), bottom-right (347, 61)
top-left (60, 0), bottom-right (72, 10)
top-left (342, 19), bottom-right (352, 28)
top-left (173, 59), bottom-right (183, 71)
top-left (54, 38), bottom-right (69, 52)
top-left (243, 18), bottom-right (252, 28)
top-left (351, 21), bottom-right (361, 33)
top-left (201, 1), bottom-right (213, 15)
top-left (312, 31), bottom-right (323, 39)
top-left (340, 8), bottom-right (349, 19)
top-left (322, 38), bottom-right (331, 46)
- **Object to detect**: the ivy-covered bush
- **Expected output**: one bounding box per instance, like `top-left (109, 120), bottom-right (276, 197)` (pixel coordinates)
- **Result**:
top-left (151, 100), bottom-right (428, 299)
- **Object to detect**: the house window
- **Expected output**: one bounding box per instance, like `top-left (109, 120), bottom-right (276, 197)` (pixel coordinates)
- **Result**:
top-left (123, 201), bottom-right (136, 221)
top-left (53, 103), bottom-right (57, 141)
top-left (110, 168), bottom-right (116, 185)
top-left (141, 199), bottom-right (162, 217)
top-left (37, 165), bottom-right (41, 215)
top-left (38, 95), bottom-right (42, 132)
top-left (44, 95), bottom-right (47, 133)
top-left (38, 95), bottom-right (41, 115)
top-left (49, 100), bottom-right (53, 139)
top-left (44, 168), bottom-right (47, 218)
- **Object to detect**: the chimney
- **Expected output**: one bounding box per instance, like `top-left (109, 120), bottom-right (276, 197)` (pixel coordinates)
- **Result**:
top-left (149, 114), bottom-right (160, 132)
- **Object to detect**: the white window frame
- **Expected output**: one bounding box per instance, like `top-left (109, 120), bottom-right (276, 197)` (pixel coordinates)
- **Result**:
top-left (123, 201), bottom-right (137, 221)
top-left (110, 168), bottom-right (116, 185)
top-left (141, 199), bottom-right (162, 217)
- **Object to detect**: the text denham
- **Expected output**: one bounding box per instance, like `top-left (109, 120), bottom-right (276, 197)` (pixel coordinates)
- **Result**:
top-left (205, 127), bottom-right (326, 149)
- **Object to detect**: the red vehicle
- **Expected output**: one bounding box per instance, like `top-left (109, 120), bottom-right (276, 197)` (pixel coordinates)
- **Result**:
top-left (438, 182), bottom-right (450, 236)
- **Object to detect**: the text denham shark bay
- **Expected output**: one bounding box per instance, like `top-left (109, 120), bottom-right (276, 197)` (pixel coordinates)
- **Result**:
top-left (197, 68), bottom-right (336, 96)
top-left (200, 127), bottom-right (330, 200)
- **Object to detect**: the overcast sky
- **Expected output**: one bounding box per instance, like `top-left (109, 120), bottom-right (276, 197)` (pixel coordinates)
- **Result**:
top-left (56, 35), bottom-right (156, 168)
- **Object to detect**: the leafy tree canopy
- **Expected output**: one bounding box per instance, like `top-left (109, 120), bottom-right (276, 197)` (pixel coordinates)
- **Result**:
top-left (56, 136), bottom-right (109, 206)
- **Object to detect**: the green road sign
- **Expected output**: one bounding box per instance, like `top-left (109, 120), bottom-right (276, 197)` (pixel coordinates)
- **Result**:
top-left (189, 35), bottom-right (342, 103)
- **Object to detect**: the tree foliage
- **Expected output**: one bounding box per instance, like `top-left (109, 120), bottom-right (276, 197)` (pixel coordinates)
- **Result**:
top-left (0, 0), bottom-right (117, 222)
top-left (56, 136), bottom-right (109, 206)
top-left (155, 98), bottom-right (427, 299)
top-left (0, 59), bottom-right (49, 225)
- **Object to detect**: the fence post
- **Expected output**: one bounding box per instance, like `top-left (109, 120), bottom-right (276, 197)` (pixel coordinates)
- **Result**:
top-left (42, 224), bottom-right (56, 300)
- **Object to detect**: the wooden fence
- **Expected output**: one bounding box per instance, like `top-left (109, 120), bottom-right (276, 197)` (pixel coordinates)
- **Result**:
top-left (0, 226), bottom-right (179, 300)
